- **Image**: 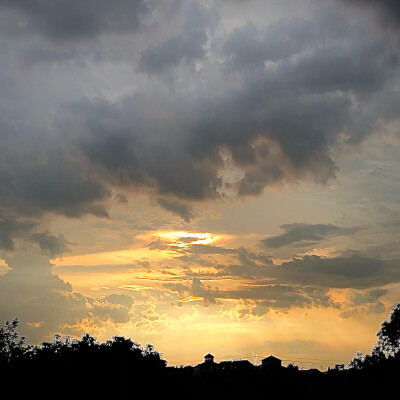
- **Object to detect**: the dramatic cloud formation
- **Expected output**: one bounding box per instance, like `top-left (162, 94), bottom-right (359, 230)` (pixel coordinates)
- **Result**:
top-left (0, 0), bottom-right (399, 225)
top-left (0, 0), bottom-right (399, 365)
top-left (139, 2), bottom-right (218, 75)
top-left (31, 231), bottom-right (72, 257)
top-left (0, 217), bottom-right (36, 251)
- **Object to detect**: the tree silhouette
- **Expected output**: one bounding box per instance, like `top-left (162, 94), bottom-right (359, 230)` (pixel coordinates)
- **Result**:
top-left (375, 303), bottom-right (400, 357)
top-left (0, 318), bottom-right (26, 367)
top-left (2, 307), bottom-right (400, 399)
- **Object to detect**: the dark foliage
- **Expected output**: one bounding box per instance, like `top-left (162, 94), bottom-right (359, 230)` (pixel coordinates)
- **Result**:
top-left (1, 304), bottom-right (400, 399)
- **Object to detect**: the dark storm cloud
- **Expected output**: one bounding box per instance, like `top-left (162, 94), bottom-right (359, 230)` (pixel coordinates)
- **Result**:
top-left (1, 1), bottom-right (400, 221)
top-left (218, 249), bottom-right (400, 290)
top-left (343, 0), bottom-right (400, 27)
top-left (0, 145), bottom-right (110, 219)
top-left (0, 0), bottom-right (150, 42)
top-left (222, 19), bottom-right (319, 71)
top-left (0, 217), bottom-right (36, 251)
top-left (262, 223), bottom-right (358, 248)
top-left (31, 231), bottom-right (72, 257)
top-left (156, 197), bottom-right (194, 222)
top-left (139, 2), bottom-right (218, 74)
top-left (272, 255), bottom-right (400, 289)
top-left (58, 95), bottom-right (223, 202)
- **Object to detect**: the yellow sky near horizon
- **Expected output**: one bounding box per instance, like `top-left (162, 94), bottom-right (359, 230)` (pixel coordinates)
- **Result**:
top-left (40, 229), bottom-right (395, 370)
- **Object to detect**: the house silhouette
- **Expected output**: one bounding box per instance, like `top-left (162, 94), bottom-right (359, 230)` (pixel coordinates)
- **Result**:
top-left (194, 354), bottom-right (217, 374)
top-left (261, 355), bottom-right (282, 369)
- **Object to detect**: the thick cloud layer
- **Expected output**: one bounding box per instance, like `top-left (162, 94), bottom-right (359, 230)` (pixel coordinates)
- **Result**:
top-left (0, 0), bottom-right (399, 341)
top-left (344, 0), bottom-right (400, 27)
top-left (0, 0), bottom-right (150, 42)
top-left (0, 0), bottom-right (399, 228)
top-left (238, 255), bottom-right (400, 289)
top-left (0, 217), bottom-right (36, 251)
top-left (139, 2), bottom-right (218, 75)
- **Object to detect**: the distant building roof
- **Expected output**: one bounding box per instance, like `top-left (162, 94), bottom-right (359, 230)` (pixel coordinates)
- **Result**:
top-left (204, 353), bottom-right (214, 359)
top-left (262, 355), bottom-right (281, 362)
top-left (261, 355), bottom-right (282, 368)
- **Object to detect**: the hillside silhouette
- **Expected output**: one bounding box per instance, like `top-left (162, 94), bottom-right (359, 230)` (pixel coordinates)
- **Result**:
top-left (1, 303), bottom-right (400, 399)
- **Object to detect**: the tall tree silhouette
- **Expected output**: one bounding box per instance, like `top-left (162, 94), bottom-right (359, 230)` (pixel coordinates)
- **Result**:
top-left (0, 318), bottom-right (26, 367)
top-left (375, 303), bottom-right (400, 357)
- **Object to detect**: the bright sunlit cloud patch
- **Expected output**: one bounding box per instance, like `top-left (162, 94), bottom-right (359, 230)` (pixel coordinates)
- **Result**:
top-left (179, 296), bottom-right (204, 303)
top-left (119, 284), bottom-right (155, 292)
top-left (156, 231), bottom-right (221, 247)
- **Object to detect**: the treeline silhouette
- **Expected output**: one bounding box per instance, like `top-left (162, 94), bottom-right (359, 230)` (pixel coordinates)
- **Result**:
top-left (1, 303), bottom-right (400, 399)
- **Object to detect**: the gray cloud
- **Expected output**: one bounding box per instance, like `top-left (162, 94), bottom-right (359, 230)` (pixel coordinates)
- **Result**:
top-left (340, 288), bottom-right (388, 318)
top-left (350, 288), bottom-right (388, 306)
top-left (225, 247), bottom-right (273, 279)
top-left (218, 249), bottom-right (400, 290)
top-left (272, 255), bottom-right (400, 289)
top-left (0, 0), bottom-right (150, 42)
top-left (100, 293), bottom-right (134, 308)
top-left (31, 231), bottom-right (72, 257)
top-left (343, 0), bottom-right (400, 28)
top-left (262, 223), bottom-right (359, 248)
top-left (0, 217), bottom-right (36, 251)
top-left (186, 244), bottom-right (235, 255)
top-left (156, 197), bottom-right (194, 222)
top-left (92, 293), bottom-right (134, 324)
top-left (54, 5), bottom-right (399, 204)
top-left (0, 1), bottom-right (399, 224)
top-left (139, 2), bottom-right (218, 74)
top-left (0, 148), bottom-right (110, 219)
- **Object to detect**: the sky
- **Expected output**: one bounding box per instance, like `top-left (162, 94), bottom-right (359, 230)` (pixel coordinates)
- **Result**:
top-left (1, 0), bottom-right (400, 369)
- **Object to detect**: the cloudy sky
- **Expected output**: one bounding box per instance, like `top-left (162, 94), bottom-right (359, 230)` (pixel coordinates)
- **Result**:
top-left (1, 0), bottom-right (400, 368)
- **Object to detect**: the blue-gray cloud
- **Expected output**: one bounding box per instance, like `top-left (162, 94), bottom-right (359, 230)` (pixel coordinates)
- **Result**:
top-left (31, 231), bottom-right (72, 257)
top-left (271, 255), bottom-right (400, 289)
top-left (0, 217), bottom-right (36, 251)
top-left (0, 0), bottom-right (399, 222)
top-left (0, 0), bottom-right (150, 42)
top-left (262, 223), bottom-right (360, 248)
top-left (139, 2), bottom-right (218, 74)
